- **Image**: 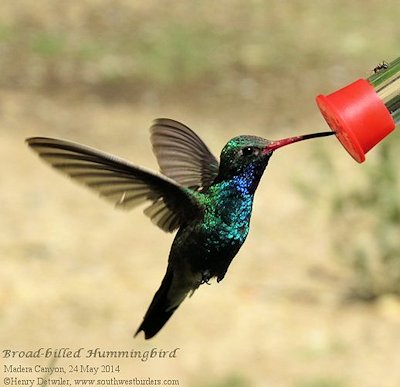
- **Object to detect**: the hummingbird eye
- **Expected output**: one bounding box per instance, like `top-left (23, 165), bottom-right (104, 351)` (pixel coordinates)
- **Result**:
top-left (241, 146), bottom-right (258, 157)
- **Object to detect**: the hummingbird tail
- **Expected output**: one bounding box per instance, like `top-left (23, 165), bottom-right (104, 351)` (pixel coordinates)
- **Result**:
top-left (134, 268), bottom-right (188, 339)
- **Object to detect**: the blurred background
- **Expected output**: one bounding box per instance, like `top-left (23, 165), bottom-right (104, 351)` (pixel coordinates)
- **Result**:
top-left (1, 1), bottom-right (400, 386)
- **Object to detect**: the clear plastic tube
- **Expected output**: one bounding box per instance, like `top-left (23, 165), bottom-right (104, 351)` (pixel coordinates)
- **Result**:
top-left (368, 57), bottom-right (400, 126)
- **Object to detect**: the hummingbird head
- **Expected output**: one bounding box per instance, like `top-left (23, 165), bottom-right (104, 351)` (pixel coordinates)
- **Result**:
top-left (218, 135), bottom-right (272, 180)
top-left (215, 131), bottom-right (333, 191)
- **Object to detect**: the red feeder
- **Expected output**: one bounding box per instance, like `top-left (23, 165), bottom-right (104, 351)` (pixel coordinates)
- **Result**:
top-left (316, 57), bottom-right (400, 163)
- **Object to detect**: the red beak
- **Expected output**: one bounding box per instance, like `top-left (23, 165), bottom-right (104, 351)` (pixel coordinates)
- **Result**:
top-left (263, 131), bottom-right (334, 153)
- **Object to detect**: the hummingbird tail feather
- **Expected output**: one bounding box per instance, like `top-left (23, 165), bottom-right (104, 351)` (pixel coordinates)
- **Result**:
top-left (134, 269), bottom-right (187, 339)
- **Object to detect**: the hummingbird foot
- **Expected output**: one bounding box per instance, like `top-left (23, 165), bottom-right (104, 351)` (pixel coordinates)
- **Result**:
top-left (200, 270), bottom-right (212, 285)
top-left (216, 274), bottom-right (225, 283)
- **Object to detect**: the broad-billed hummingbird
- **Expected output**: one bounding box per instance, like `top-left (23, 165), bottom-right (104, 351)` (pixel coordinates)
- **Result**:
top-left (26, 118), bottom-right (333, 339)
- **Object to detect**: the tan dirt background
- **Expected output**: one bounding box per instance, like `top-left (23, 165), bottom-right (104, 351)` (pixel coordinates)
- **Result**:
top-left (1, 2), bottom-right (400, 387)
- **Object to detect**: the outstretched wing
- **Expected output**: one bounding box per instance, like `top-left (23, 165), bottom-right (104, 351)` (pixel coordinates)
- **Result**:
top-left (26, 137), bottom-right (200, 232)
top-left (150, 118), bottom-right (219, 190)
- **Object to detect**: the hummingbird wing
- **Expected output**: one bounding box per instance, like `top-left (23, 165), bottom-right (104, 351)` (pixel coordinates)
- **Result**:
top-left (26, 137), bottom-right (200, 232)
top-left (150, 118), bottom-right (219, 190)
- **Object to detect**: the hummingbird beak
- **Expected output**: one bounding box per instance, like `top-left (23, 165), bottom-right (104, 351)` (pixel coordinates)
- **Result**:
top-left (263, 131), bottom-right (334, 154)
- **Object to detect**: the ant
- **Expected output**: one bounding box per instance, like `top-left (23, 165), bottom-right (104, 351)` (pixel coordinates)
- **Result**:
top-left (373, 61), bottom-right (389, 74)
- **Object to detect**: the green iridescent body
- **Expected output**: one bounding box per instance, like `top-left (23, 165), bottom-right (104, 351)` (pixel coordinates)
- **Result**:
top-left (174, 162), bottom-right (266, 285)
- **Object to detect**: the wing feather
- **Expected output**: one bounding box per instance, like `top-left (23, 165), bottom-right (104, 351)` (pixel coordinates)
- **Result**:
top-left (151, 118), bottom-right (219, 189)
top-left (26, 137), bottom-right (200, 232)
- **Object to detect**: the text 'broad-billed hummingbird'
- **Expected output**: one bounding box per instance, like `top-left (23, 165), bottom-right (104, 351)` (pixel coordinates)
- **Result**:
top-left (26, 119), bottom-right (333, 339)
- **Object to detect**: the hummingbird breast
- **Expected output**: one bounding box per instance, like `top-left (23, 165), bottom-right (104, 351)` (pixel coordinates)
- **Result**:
top-left (170, 185), bottom-right (255, 282)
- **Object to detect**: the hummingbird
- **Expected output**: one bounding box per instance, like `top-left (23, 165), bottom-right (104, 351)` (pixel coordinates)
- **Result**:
top-left (26, 118), bottom-right (333, 339)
